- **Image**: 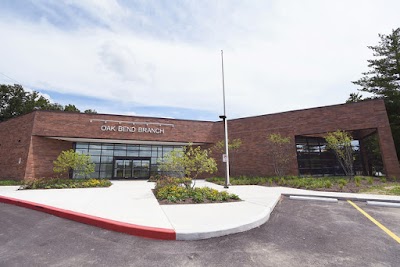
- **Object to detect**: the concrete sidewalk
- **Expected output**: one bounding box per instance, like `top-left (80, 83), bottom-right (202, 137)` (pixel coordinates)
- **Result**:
top-left (1, 180), bottom-right (400, 240)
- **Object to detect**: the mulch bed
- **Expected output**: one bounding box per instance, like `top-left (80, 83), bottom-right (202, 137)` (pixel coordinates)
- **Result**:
top-left (152, 189), bottom-right (241, 205)
top-left (259, 180), bottom-right (394, 193)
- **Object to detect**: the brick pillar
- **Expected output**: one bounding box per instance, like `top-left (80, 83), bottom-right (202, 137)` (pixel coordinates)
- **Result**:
top-left (377, 126), bottom-right (400, 179)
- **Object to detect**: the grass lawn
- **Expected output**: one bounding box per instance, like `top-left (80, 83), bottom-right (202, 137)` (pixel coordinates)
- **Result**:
top-left (360, 185), bottom-right (400, 195)
top-left (206, 176), bottom-right (400, 196)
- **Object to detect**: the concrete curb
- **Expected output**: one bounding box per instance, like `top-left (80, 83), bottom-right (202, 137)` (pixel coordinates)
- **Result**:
top-left (282, 193), bottom-right (400, 204)
top-left (175, 197), bottom-right (281, 241)
top-left (289, 195), bottom-right (338, 203)
top-left (367, 201), bottom-right (400, 208)
top-left (0, 196), bottom-right (176, 240)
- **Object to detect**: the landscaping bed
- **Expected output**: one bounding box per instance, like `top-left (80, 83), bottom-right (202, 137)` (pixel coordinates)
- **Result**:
top-left (0, 180), bottom-right (23, 186)
top-left (153, 177), bottom-right (240, 204)
top-left (18, 178), bottom-right (112, 190)
top-left (206, 176), bottom-right (400, 195)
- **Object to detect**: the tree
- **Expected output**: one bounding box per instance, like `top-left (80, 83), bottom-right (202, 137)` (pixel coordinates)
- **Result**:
top-left (159, 144), bottom-right (217, 180)
top-left (53, 149), bottom-right (95, 178)
top-left (212, 138), bottom-right (242, 175)
top-left (64, 104), bottom-right (80, 112)
top-left (325, 130), bottom-right (354, 178)
top-left (346, 92), bottom-right (363, 103)
top-left (268, 133), bottom-right (292, 177)
top-left (351, 28), bottom-right (400, 159)
top-left (84, 109), bottom-right (97, 114)
top-left (0, 83), bottom-right (98, 120)
top-left (0, 84), bottom-right (51, 121)
top-left (45, 103), bottom-right (64, 111)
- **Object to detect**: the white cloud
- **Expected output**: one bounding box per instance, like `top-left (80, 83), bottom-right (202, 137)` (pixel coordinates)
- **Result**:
top-left (0, 0), bottom-right (399, 119)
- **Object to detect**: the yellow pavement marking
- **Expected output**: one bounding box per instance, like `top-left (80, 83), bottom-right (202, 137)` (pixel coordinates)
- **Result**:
top-left (347, 200), bottom-right (400, 244)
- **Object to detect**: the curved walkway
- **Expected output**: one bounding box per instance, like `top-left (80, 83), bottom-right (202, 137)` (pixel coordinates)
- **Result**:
top-left (0, 180), bottom-right (399, 240)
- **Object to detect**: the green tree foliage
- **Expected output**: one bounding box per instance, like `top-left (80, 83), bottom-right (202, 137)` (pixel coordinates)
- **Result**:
top-left (351, 28), bottom-right (400, 159)
top-left (160, 144), bottom-right (217, 180)
top-left (53, 149), bottom-right (95, 178)
top-left (212, 138), bottom-right (242, 153)
top-left (0, 84), bottom-right (50, 121)
top-left (63, 104), bottom-right (80, 112)
top-left (45, 103), bottom-right (65, 111)
top-left (325, 130), bottom-right (354, 178)
top-left (268, 133), bottom-right (292, 177)
top-left (0, 84), bottom-right (97, 121)
top-left (346, 92), bottom-right (363, 103)
top-left (84, 109), bottom-right (97, 114)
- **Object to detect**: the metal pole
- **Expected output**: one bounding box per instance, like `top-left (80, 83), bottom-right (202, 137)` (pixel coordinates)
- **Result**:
top-left (221, 50), bottom-right (230, 188)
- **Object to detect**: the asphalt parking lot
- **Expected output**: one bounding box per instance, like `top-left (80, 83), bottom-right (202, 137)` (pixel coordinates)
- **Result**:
top-left (1, 197), bottom-right (399, 267)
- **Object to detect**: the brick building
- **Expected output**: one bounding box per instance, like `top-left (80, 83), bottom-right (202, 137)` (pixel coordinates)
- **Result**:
top-left (0, 99), bottom-right (399, 180)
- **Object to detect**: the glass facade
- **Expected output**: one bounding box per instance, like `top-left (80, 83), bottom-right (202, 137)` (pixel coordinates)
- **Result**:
top-left (296, 136), bottom-right (363, 176)
top-left (74, 142), bottom-right (184, 179)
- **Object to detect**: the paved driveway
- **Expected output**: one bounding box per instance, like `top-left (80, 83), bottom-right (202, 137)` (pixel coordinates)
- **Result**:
top-left (1, 197), bottom-right (399, 267)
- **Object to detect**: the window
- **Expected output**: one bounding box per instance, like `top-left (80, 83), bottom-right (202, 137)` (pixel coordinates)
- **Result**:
top-left (295, 136), bottom-right (362, 176)
top-left (73, 142), bottom-right (184, 179)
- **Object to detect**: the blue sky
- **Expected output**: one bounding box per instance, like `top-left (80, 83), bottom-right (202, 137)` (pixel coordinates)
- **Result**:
top-left (0, 0), bottom-right (399, 121)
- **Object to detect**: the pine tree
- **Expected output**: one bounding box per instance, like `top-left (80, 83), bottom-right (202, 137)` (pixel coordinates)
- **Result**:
top-left (352, 28), bottom-right (400, 159)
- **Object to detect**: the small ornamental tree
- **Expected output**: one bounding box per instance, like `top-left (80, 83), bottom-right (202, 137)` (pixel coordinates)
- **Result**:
top-left (53, 149), bottom-right (95, 178)
top-left (160, 144), bottom-right (217, 181)
top-left (325, 130), bottom-right (355, 178)
top-left (268, 133), bottom-right (293, 177)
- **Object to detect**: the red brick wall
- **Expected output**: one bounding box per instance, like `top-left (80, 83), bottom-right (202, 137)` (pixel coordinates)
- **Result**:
top-left (213, 100), bottom-right (400, 178)
top-left (1, 99), bottom-right (399, 180)
top-left (25, 136), bottom-right (72, 179)
top-left (0, 113), bottom-right (35, 180)
top-left (32, 111), bottom-right (215, 143)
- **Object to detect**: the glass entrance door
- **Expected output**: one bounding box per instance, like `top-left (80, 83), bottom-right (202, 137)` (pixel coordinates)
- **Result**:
top-left (113, 158), bottom-right (150, 179)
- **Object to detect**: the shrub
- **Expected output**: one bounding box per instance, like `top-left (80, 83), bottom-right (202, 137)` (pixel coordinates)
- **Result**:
top-left (367, 177), bottom-right (374, 185)
top-left (0, 180), bottom-right (22, 186)
top-left (156, 185), bottom-right (189, 202)
top-left (325, 180), bottom-right (332, 188)
top-left (20, 178), bottom-right (111, 190)
top-left (277, 177), bottom-right (286, 186)
top-left (389, 186), bottom-right (400, 195)
top-left (354, 176), bottom-right (362, 187)
top-left (154, 177), bottom-right (192, 192)
top-left (155, 176), bottom-right (240, 203)
top-left (380, 177), bottom-right (387, 183)
top-left (337, 178), bottom-right (348, 190)
top-left (192, 190), bottom-right (205, 203)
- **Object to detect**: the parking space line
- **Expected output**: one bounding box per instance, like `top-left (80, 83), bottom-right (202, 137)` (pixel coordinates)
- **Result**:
top-left (347, 200), bottom-right (400, 244)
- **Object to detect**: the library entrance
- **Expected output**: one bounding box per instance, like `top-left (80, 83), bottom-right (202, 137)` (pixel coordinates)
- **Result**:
top-left (113, 158), bottom-right (151, 179)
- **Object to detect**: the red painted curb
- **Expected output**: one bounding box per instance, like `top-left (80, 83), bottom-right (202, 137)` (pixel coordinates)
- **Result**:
top-left (0, 196), bottom-right (176, 240)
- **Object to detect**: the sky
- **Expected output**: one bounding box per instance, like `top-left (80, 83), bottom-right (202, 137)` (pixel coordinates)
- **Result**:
top-left (0, 0), bottom-right (399, 121)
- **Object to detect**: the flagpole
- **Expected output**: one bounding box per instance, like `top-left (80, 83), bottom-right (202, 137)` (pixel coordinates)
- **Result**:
top-left (219, 50), bottom-right (230, 188)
